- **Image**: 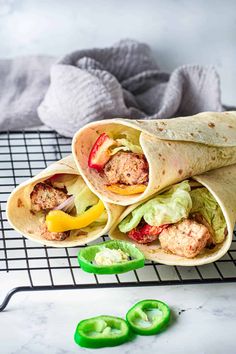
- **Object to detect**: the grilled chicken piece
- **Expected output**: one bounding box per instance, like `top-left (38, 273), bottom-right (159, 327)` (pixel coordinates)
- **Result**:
top-left (39, 223), bottom-right (69, 241)
top-left (30, 182), bottom-right (68, 212)
top-left (190, 213), bottom-right (215, 248)
top-left (103, 152), bottom-right (149, 186)
top-left (159, 219), bottom-right (211, 258)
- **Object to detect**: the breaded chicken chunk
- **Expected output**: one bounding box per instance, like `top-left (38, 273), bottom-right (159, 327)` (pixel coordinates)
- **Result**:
top-left (103, 152), bottom-right (148, 185)
top-left (39, 223), bottom-right (69, 241)
top-left (30, 182), bottom-right (68, 212)
top-left (159, 219), bottom-right (211, 258)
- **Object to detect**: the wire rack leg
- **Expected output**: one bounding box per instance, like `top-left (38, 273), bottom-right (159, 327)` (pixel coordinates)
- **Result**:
top-left (0, 284), bottom-right (103, 312)
top-left (0, 287), bottom-right (34, 312)
top-left (0, 282), bottom-right (144, 312)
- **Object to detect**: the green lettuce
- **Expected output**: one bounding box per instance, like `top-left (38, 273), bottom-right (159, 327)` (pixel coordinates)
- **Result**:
top-left (66, 177), bottom-right (107, 221)
top-left (66, 176), bottom-right (85, 195)
top-left (74, 186), bottom-right (99, 215)
top-left (50, 174), bottom-right (78, 190)
top-left (110, 128), bottom-right (142, 154)
top-left (119, 181), bottom-right (192, 233)
top-left (190, 188), bottom-right (226, 243)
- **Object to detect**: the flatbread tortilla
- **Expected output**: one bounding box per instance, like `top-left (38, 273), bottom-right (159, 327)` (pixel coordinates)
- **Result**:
top-left (109, 164), bottom-right (236, 266)
top-left (72, 111), bottom-right (236, 206)
top-left (7, 156), bottom-right (124, 247)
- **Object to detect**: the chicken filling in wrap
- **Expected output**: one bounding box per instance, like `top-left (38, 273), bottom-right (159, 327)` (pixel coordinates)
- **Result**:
top-left (118, 181), bottom-right (227, 258)
top-left (30, 174), bottom-right (107, 241)
top-left (88, 129), bottom-right (149, 195)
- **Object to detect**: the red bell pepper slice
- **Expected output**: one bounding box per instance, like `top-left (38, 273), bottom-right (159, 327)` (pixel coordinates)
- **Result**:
top-left (128, 223), bottom-right (169, 244)
top-left (88, 133), bottom-right (115, 171)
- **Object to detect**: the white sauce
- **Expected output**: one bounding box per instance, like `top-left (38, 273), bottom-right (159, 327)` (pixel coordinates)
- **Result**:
top-left (95, 248), bottom-right (129, 266)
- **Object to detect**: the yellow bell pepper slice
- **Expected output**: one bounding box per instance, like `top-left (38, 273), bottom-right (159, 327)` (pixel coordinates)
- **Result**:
top-left (46, 200), bottom-right (105, 232)
top-left (106, 184), bottom-right (146, 195)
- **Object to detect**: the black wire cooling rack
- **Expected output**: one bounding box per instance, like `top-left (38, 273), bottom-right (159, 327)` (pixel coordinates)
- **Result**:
top-left (0, 130), bottom-right (236, 312)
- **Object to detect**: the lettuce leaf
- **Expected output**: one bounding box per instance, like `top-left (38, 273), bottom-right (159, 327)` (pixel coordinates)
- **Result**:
top-left (111, 138), bottom-right (142, 155)
top-left (119, 181), bottom-right (192, 233)
top-left (66, 177), bottom-right (107, 221)
top-left (190, 188), bottom-right (226, 243)
top-left (65, 176), bottom-right (85, 195)
top-left (51, 175), bottom-right (98, 215)
top-left (67, 178), bottom-right (98, 215)
top-left (110, 128), bottom-right (142, 154)
top-left (74, 186), bottom-right (99, 215)
top-left (50, 174), bottom-right (78, 189)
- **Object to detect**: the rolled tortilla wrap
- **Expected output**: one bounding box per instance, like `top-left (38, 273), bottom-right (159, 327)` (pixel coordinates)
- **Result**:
top-left (109, 164), bottom-right (236, 266)
top-left (72, 111), bottom-right (236, 206)
top-left (7, 155), bottom-right (124, 247)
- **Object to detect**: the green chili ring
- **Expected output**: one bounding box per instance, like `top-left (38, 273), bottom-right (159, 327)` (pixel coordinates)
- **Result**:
top-left (126, 299), bottom-right (171, 335)
top-left (77, 240), bottom-right (145, 274)
top-left (74, 315), bottom-right (131, 348)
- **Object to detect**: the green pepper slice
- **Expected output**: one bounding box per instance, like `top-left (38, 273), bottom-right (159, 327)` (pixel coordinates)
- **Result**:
top-left (74, 315), bottom-right (131, 348)
top-left (126, 299), bottom-right (171, 335)
top-left (78, 240), bottom-right (145, 274)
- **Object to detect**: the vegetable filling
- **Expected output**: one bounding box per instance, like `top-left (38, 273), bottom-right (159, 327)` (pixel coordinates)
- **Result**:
top-left (118, 181), bottom-right (227, 258)
top-left (30, 174), bottom-right (107, 241)
top-left (88, 129), bottom-right (149, 195)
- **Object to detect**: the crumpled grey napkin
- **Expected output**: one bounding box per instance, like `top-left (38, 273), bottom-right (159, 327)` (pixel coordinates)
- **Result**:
top-left (0, 39), bottom-right (223, 137)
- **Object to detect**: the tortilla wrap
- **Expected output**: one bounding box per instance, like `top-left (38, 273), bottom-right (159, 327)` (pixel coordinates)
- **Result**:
top-left (109, 164), bottom-right (236, 266)
top-left (7, 155), bottom-right (124, 247)
top-left (72, 111), bottom-right (236, 206)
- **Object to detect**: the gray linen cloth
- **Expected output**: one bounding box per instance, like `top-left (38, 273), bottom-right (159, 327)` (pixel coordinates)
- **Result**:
top-left (0, 39), bottom-right (223, 137)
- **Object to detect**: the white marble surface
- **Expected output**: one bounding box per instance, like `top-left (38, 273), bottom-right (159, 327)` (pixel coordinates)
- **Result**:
top-left (0, 0), bottom-right (235, 105)
top-left (1, 283), bottom-right (236, 353)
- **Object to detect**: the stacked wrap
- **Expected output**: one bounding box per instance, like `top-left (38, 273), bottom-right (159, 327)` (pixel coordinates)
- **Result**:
top-left (7, 156), bottom-right (124, 247)
top-left (7, 112), bottom-right (236, 265)
top-left (109, 165), bottom-right (236, 266)
top-left (72, 112), bottom-right (236, 206)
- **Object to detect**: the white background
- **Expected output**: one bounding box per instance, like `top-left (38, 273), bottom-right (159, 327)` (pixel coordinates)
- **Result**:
top-left (0, 0), bottom-right (235, 105)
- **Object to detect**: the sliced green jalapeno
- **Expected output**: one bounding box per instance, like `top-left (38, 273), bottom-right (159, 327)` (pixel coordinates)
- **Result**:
top-left (126, 299), bottom-right (171, 335)
top-left (74, 315), bottom-right (131, 348)
top-left (78, 240), bottom-right (145, 274)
